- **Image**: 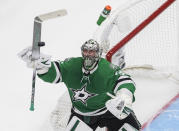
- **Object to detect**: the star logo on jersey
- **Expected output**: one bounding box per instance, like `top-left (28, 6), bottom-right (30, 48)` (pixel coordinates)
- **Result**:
top-left (71, 83), bottom-right (97, 105)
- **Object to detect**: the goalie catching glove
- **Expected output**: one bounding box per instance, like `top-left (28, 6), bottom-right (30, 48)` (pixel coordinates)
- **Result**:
top-left (18, 47), bottom-right (51, 74)
top-left (105, 88), bottom-right (133, 120)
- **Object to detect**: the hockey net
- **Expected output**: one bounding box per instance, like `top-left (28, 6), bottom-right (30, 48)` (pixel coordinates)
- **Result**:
top-left (50, 0), bottom-right (179, 130)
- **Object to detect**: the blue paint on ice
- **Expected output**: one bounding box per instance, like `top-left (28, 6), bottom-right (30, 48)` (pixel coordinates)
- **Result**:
top-left (143, 97), bottom-right (179, 131)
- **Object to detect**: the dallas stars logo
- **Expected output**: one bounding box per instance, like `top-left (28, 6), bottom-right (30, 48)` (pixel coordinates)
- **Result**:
top-left (71, 83), bottom-right (97, 105)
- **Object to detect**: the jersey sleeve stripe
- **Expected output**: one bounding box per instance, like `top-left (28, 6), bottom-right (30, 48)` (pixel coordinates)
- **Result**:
top-left (113, 80), bottom-right (135, 94)
top-left (113, 76), bottom-right (135, 94)
top-left (55, 61), bottom-right (62, 83)
top-left (52, 61), bottom-right (62, 83)
top-left (117, 75), bottom-right (130, 79)
top-left (117, 77), bottom-right (132, 83)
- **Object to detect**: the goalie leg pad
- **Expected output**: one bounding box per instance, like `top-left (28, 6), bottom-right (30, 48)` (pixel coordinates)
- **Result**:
top-left (65, 116), bottom-right (93, 131)
top-left (119, 123), bottom-right (139, 131)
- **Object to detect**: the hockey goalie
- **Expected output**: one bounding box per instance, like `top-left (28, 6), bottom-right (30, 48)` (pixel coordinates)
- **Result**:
top-left (18, 39), bottom-right (141, 131)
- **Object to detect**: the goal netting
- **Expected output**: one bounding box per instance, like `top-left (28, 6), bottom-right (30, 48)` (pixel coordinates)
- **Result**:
top-left (50, 0), bottom-right (179, 130)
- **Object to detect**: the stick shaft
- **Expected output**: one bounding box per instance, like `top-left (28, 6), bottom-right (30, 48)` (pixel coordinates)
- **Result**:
top-left (30, 68), bottom-right (37, 111)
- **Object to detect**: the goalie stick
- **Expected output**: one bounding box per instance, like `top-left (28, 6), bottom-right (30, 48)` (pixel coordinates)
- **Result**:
top-left (30, 9), bottom-right (67, 111)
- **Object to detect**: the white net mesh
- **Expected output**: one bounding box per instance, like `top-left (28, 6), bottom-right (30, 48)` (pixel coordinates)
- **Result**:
top-left (50, 92), bottom-right (71, 131)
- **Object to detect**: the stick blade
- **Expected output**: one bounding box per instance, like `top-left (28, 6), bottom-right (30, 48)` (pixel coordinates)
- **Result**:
top-left (35, 9), bottom-right (67, 22)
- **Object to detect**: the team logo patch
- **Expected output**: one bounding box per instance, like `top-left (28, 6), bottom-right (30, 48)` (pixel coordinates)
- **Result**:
top-left (71, 83), bottom-right (97, 105)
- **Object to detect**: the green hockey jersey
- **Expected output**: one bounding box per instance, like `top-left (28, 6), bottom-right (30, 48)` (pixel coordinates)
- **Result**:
top-left (38, 57), bottom-right (136, 116)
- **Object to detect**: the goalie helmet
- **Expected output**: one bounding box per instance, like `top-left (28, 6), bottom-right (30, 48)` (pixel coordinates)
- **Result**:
top-left (81, 39), bottom-right (102, 71)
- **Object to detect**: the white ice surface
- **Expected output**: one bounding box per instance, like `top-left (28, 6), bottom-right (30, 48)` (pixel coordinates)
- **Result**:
top-left (0, 0), bottom-right (178, 131)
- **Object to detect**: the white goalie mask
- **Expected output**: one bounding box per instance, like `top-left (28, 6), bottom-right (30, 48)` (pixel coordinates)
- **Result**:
top-left (81, 39), bottom-right (102, 71)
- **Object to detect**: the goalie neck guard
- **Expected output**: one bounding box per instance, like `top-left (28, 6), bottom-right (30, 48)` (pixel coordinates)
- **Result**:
top-left (81, 39), bottom-right (102, 71)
